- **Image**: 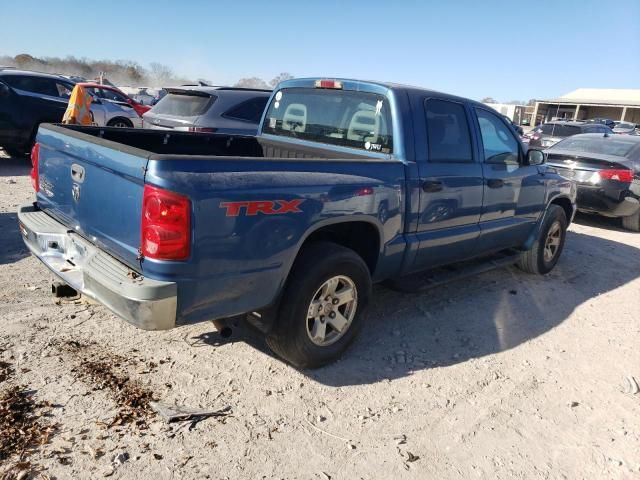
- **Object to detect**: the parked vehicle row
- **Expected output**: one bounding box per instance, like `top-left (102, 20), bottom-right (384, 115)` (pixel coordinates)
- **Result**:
top-left (527, 121), bottom-right (613, 148)
top-left (0, 69), bottom-right (147, 155)
top-left (18, 77), bottom-right (575, 368)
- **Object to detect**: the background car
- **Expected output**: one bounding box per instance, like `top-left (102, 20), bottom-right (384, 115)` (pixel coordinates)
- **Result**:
top-left (80, 83), bottom-right (151, 117)
top-left (545, 133), bottom-right (640, 230)
top-left (119, 86), bottom-right (166, 105)
top-left (0, 70), bottom-right (148, 156)
top-left (586, 117), bottom-right (616, 129)
top-left (0, 69), bottom-right (75, 156)
top-left (612, 121), bottom-right (638, 135)
top-left (78, 83), bottom-right (144, 128)
top-left (528, 121), bottom-right (613, 148)
top-left (143, 86), bottom-right (271, 135)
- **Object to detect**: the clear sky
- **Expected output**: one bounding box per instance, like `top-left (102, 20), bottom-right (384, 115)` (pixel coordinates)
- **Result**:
top-left (1, 0), bottom-right (638, 101)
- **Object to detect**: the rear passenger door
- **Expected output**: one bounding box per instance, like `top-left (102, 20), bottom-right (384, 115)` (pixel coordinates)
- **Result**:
top-left (411, 97), bottom-right (484, 271)
top-left (473, 107), bottom-right (546, 253)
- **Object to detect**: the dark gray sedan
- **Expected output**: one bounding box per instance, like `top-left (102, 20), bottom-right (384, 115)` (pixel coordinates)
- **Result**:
top-left (143, 87), bottom-right (271, 135)
top-left (545, 134), bottom-right (640, 231)
top-left (613, 122), bottom-right (638, 136)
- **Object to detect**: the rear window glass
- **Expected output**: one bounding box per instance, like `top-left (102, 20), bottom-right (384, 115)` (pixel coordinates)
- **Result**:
top-left (550, 136), bottom-right (638, 157)
top-left (152, 92), bottom-right (214, 117)
top-left (262, 88), bottom-right (393, 153)
top-left (540, 124), bottom-right (580, 137)
top-left (223, 97), bottom-right (268, 123)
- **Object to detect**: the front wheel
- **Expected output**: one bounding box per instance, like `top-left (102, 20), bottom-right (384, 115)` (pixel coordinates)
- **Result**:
top-left (517, 204), bottom-right (568, 274)
top-left (266, 241), bottom-right (372, 368)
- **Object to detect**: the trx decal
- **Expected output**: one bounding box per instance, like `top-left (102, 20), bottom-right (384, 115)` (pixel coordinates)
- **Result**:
top-left (220, 199), bottom-right (305, 217)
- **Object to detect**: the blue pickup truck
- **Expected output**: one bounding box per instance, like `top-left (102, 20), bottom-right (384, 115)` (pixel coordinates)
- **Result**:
top-left (18, 78), bottom-right (576, 368)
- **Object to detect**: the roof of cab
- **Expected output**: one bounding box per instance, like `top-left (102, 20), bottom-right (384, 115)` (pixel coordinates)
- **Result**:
top-left (276, 77), bottom-right (487, 108)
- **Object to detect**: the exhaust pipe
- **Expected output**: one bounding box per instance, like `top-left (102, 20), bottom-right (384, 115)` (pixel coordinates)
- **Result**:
top-left (212, 319), bottom-right (233, 338)
top-left (51, 282), bottom-right (78, 298)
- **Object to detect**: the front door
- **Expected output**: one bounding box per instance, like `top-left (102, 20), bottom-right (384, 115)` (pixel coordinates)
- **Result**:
top-left (411, 97), bottom-right (484, 271)
top-left (473, 107), bottom-right (546, 253)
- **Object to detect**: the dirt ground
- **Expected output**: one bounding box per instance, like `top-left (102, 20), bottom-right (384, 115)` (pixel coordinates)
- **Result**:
top-left (1, 150), bottom-right (639, 479)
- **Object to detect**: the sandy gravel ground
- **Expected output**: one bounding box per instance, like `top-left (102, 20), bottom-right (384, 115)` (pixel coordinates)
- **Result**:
top-left (1, 150), bottom-right (639, 479)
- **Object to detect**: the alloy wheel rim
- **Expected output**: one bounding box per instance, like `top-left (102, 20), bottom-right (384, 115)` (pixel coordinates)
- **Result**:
top-left (544, 221), bottom-right (562, 263)
top-left (306, 275), bottom-right (358, 347)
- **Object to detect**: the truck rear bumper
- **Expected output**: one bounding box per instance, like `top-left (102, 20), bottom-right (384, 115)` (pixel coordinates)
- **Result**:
top-left (17, 204), bottom-right (177, 330)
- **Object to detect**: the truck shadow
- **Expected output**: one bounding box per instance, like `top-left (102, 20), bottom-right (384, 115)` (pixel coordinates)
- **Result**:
top-left (0, 212), bottom-right (29, 265)
top-left (194, 230), bottom-right (640, 387)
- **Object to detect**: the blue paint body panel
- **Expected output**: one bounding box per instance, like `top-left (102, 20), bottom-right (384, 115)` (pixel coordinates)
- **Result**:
top-left (31, 78), bottom-right (576, 328)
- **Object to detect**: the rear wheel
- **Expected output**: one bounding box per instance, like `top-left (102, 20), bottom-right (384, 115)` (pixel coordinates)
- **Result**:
top-left (266, 241), bottom-right (372, 368)
top-left (517, 204), bottom-right (567, 274)
top-left (622, 210), bottom-right (640, 232)
top-left (107, 118), bottom-right (133, 128)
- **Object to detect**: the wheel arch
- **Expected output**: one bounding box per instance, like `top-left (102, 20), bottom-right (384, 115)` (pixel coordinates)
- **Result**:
top-left (292, 217), bottom-right (383, 276)
top-left (522, 194), bottom-right (574, 251)
top-left (107, 116), bottom-right (133, 128)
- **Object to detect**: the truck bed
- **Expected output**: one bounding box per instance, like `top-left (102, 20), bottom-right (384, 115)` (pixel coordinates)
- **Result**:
top-left (56, 124), bottom-right (375, 160)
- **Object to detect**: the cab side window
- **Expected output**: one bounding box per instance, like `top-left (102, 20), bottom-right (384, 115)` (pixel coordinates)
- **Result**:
top-left (424, 99), bottom-right (473, 163)
top-left (475, 108), bottom-right (520, 165)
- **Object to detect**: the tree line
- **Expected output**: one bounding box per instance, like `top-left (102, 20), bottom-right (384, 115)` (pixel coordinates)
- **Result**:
top-left (0, 53), bottom-right (293, 90)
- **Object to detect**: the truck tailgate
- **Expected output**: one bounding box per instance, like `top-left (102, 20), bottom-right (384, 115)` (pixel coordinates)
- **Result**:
top-left (35, 125), bottom-right (148, 270)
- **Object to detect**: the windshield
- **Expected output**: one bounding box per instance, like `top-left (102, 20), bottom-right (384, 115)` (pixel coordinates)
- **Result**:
top-left (615, 122), bottom-right (635, 130)
top-left (550, 136), bottom-right (638, 157)
top-left (151, 92), bottom-right (214, 117)
top-left (262, 88), bottom-right (393, 153)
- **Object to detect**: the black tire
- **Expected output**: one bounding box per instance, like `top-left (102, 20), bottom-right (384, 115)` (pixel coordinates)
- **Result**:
top-left (622, 210), bottom-right (640, 232)
top-left (266, 241), bottom-right (372, 369)
top-left (107, 117), bottom-right (133, 128)
top-left (517, 204), bottom-right (567, 274)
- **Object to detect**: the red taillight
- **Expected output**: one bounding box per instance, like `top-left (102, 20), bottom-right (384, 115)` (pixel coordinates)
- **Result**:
top-left (355, 187), bottom-right (374, 196)
top-left (599, 169), bottom-right (634, 183)
top-left (141, 185), bottom-right (191, 260)
top-left (30, 143), bottom-right (40, 192)
top-left (314, 79), bottom-right (343, 89)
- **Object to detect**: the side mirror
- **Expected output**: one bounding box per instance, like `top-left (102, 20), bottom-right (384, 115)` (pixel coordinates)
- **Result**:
top-left (91, 96), bottom-right (102, 105)
top-left (526, 149), bottom-right (545, 166)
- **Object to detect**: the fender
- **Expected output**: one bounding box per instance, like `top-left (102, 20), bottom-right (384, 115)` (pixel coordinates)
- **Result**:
top-left (248, 215), bottom-right (385, 333)
top-left (522, 193), bottom-right (575, 251)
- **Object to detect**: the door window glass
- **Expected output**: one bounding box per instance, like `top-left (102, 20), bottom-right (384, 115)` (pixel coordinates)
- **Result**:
top-left (55, 82), bottom-right (73, 99)
top-left (424, 99), bottom-right (473, 163)
top-left (475, 108), bottom-right (520, 164)
top-left (99, 88), bottom-right (129, 102)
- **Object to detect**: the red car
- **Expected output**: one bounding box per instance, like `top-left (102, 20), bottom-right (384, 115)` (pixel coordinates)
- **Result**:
top-left (78, 83), bottom-right (151, 117)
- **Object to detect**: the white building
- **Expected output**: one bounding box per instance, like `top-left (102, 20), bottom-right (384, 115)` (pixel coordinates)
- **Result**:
top-left (532, 88), bottom-right (640, 125)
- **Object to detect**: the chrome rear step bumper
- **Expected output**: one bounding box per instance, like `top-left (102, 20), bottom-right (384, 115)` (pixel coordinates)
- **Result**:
top-left (17, 204), bottom-right (177, 330)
